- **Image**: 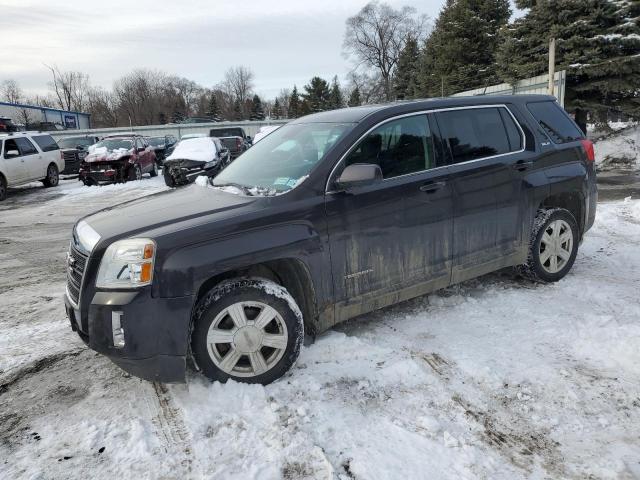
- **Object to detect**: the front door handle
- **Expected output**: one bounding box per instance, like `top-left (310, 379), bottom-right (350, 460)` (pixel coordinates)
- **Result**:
top-left (419, 181), bottom-right (446, 193)
top-left (513, 160), bottom-right (534, 171)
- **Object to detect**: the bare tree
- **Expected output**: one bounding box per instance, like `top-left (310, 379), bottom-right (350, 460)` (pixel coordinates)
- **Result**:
top-left (222, 66), bottom-right (254, 119)
top-left (86, 86), bottom-right (119, 127)
top-left (277, 88), bottom-right (291, 118)
top-left (1, 79), bottom-right (23, 104)
top-left (347, 71), bottom-right (386, 104)
top-left (46, 65), bottom-right (91, 112)
top-left (343, 1), bottom-right (427, 100)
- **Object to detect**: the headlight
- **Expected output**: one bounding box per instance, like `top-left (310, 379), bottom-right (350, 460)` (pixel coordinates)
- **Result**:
top-left (96, 238), bottom-right (156, 289)
top-left (78, 151), bottom-right (87, 159)
top-left (204, 159), bottom-right (219, 168)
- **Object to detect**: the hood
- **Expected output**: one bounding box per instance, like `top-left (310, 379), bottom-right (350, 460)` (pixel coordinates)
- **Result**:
top-left (85, 146), bottom-right (132, 163)
top-left (82, 184), bottom-right (256, 244)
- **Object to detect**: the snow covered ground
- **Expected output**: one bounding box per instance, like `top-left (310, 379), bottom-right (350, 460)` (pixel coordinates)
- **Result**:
top-left (1, 174), bottom-right (640, 479)
top-left (593, 124), bottom-right (639, 171)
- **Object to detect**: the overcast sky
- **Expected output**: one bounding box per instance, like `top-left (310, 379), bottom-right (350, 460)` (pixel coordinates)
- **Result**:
top-left (1, 0), bottom-right (520, 100)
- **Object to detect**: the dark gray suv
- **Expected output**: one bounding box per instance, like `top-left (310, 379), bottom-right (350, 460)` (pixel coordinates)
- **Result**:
top-left (64, 95), bottom-right (597, 384)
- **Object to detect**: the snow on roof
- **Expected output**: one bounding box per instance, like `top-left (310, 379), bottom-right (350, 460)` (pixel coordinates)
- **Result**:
top-left (166, 137), bottom-right (217, 162)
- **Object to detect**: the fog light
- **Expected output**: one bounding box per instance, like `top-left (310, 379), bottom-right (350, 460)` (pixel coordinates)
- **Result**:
top-left (112, 311), bottom-right (125, 348)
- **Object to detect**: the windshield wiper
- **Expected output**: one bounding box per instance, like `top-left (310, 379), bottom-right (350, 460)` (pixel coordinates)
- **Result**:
top-left (212, 182), bottom-right (252, 195)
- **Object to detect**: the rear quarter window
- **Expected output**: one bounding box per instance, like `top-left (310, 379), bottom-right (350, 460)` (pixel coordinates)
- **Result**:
top-left (32, 135), bottom-right (60, 152)
top-left (527, 101), bottom-right (584, 144)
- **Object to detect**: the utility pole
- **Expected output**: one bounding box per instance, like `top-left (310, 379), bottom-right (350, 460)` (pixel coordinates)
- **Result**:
top-left (548, 37), bottom-right (556, 97)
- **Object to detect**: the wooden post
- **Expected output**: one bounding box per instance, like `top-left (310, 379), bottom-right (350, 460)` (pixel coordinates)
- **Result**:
top-left (548, 37), bottom-right (556, 96)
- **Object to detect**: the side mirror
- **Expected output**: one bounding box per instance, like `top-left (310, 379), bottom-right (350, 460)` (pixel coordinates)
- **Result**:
top-left (5, 149), bottom-right (20, 158)
top-left (335, 163), bottom-right (383, 191)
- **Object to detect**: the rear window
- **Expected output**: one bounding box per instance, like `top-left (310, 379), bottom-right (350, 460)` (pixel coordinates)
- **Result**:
top-left (436, 107), bottom-right (520, 164)
top-left (210, 128), bottom-right (243, 137)
top-left (527, 101), bottom-right (584, 144)
top-left (32, 135), bottom-right (60, 152)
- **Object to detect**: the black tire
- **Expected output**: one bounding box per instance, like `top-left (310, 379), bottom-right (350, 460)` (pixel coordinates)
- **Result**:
top-left (149, 162), bottom-right (158, 177)
top-left (0, 174), bottom-right (7, 201)
top-left (163, 167), bottom-right (176, 187)
top-left (128, 164), bottom-right (142, 182)
top-left (191, 278), bottom-right (304, 385)
top-left (42, 163), bottom-right (59, 188)
top-left (518, 208), bottom-right (579, 282)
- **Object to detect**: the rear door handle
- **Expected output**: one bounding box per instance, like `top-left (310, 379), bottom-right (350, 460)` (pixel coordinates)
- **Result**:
top-left (513, 160), bottom-right (534, 171)
top-left (419, 181), bottom-right (446, 193)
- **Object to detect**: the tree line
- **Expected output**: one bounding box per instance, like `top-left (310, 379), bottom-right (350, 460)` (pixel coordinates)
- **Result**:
top-left (1, 0), bottom-right (638, 129)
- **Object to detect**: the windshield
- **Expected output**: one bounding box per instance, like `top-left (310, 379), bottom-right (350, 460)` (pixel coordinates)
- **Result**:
top-left (92, 138), bottom-right (133, 151)
top-left (58, 137), bottom-right (95, 148)
top-left (212, 122), bottom-right (353, 195)
top-left (147, 137), bottom-right (165, 146)
top-left (210, 128), bottom-right (243, 137)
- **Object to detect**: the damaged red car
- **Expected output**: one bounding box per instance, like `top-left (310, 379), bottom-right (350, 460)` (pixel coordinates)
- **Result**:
top-left (79, 134), bottom-right (158, 185)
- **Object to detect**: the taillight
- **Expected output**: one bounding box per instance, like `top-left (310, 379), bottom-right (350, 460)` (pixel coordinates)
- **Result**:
top-left (580, 139), bottom-right (595, 162)
top-left (236, 137), bottom-right (242, 149)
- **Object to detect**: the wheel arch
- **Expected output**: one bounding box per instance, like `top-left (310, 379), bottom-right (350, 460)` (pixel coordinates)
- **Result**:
top-left (539, 191), bottom-right (584, 236)
top-left (193, 257), bottom-right (319, 337)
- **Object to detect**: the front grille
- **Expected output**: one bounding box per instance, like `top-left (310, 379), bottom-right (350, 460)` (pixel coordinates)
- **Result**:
top-left (66, 243), bottom-right (88, 306)
top-left (62, 150), bottom-right (80, 173)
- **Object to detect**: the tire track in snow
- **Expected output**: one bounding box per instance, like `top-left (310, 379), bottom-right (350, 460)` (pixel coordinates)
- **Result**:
top-left (150, 382), bottom-right (194, 475)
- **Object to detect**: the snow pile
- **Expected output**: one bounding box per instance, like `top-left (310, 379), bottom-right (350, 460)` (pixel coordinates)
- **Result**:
top-left (166, 137), bottom-right (216, 163)
top-left (594, 124), bottom-right (639, 171)
top-left (85, 146), bottom-right (132, 162)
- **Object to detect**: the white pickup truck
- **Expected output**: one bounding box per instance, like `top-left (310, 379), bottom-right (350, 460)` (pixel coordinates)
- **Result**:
top-left (0, 132), bottom-right (65, 201)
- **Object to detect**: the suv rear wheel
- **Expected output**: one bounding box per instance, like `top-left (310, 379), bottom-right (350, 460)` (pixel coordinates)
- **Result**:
top-left (129, 164), bottom-right (142, 182)
top-left (191, 278), bottom-right (304, 385)
top-left (150, 162), bottom-right (158, 177)
top-left (519, 208), bottom-right (579, 282)
top-left (42, 163), bottom-right (59, 188)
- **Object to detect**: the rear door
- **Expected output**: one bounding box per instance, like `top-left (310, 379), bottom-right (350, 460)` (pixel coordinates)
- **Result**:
top-left (434, 106), bottom-right (528, 283)
top-left (14, 137), bottom-right (42, 181)
top-left (31, 135), bottom-right (61, 176)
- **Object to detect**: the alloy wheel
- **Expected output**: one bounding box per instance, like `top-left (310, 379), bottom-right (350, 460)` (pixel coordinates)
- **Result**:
top-left (48, 165), bottom-right (59, 185)
top-left (539, 219), bottom-right (573, 274)
top-left (206, 301), bottom-right (288, 377)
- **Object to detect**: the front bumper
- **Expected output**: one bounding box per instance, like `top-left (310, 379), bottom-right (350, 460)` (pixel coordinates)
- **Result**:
top-left (64, 289), bottom-right (194, 383)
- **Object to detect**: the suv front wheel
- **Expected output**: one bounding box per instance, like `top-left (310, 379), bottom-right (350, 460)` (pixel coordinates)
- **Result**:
top-left (191, 278), bottom-right (304, 385)
top-left (519, 208), bottom-right (579, 282)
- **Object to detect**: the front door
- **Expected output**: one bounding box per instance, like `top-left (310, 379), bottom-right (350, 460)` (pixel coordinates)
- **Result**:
top-left (326, 113), bottom-right (453, 323)
top-left (2, 138), bottom-right (29, 183)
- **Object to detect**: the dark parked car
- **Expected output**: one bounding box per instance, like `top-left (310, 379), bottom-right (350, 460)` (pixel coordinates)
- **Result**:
top-left (64, 95), bottom-right (596, 384)
top-left (58, 135), bottom-right (101, 174)
top-left (209, 127), bottom-right (251, 158)
top-left (79, 134), bottom-right (157, 185)
top-left (146, 135), bottom-right (178, 164)
top-left (0, 117), bottom-right (17, 133)
top-left (163, 137), bottom-right (230, 187)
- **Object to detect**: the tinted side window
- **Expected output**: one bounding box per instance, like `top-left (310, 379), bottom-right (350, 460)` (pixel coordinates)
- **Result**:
top-left (32, 135), bottom-right (60, 152)
top-left (345, 114), bottom-right (435, 179)
top-left (527, 101), bottom-right (584, 144)
top-left (15, 137), bottom-right (38, 155)
top-left (499, 108), bottom-right (523, 151)
top-left (4, 139), bottom-right (19, 157)
top-left (436, 107), bottom-right (512, 164)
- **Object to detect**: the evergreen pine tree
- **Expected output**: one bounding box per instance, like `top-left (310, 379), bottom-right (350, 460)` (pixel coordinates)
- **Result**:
top-left (329, 76), bottom-right (344, 109)
top-left (206, 94), bottom-right (221, 121)
top-left (302, 76), bottom-right (331, 113)
top-left (393, 35), bottom-right (420, 99)
top-left (233, 98), bottom-right (243, 121)
top-left (272, 98), bottom-right (282, 119)
top-left (289, 86), bottom-right (300, 118)
top-left (250, 94), bottom-right (265, 120)
top-left (417, 0), bottom-right (511, 97)
top-left (348, 87), bottom-right (362, 107)
top-left (497, 0), bottom-right (640, 125)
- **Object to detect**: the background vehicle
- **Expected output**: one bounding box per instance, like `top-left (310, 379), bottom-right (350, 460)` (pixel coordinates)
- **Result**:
top-left (146, 135), bottom-right (178, 164)
top-left (79, 134), bottom-right (157, 185)
top-left (252, 125), bottom-right (281, 144)
top-left (64, 95), bottom-right (596, 385)
top-left (0, 117), bottom-right (18, 133)
top-left (57, 135), bottom-right (101, 174)
top-left (163, 137), bottom-right (230, 187)
top-left (209, 127), bottom-right (251, 158)
top-left (0, 132), bottom-right (64, 200)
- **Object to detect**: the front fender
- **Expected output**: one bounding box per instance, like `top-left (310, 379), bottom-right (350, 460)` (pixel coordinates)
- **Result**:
top-left (155, 222), bottom-right (324, 299)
